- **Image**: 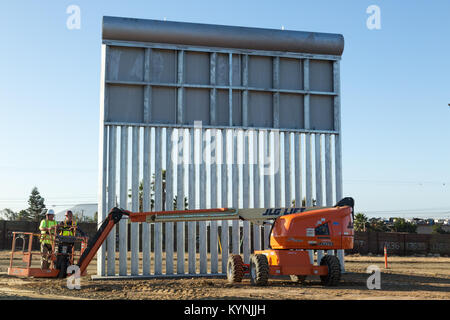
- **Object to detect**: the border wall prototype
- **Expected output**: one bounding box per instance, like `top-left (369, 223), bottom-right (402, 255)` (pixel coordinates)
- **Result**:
top-left (97, 16), bottom-right (345, 277)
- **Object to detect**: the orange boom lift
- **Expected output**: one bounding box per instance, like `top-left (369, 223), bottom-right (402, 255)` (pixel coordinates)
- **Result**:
top-left (79, 197), bottom-right (354, 286)
top-left (227, 198), bottom-right (354, 286)
top-left (9, 197), bottom-right (354, 286)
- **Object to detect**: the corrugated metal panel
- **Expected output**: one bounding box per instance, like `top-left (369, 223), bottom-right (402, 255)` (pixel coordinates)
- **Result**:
top-left (103, 42), bottom-right (340, 132)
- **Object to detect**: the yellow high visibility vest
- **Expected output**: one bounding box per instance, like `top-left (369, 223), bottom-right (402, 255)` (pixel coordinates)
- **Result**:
top-left (59, 220), bottom-right (77, 236)
top-left (40, 219), bottom-right (58, 244)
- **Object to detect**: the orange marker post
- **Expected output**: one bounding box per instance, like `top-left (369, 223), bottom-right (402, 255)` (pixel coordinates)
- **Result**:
top-left (384, 244), bottom-right (388, 269)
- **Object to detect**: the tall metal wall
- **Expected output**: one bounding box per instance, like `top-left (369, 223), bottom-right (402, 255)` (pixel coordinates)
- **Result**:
top-left (97, 17), bottom-right (345, 277)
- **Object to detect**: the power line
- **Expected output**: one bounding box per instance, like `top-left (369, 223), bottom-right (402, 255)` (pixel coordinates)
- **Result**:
top-left (345, 179), bottom-right (448, 186)
top-left (0, 195), bottom-right (97, 200)
top-left (365, 206), bottom-right (450, 213)
top-left (0, 197), bottom-right (97, 202)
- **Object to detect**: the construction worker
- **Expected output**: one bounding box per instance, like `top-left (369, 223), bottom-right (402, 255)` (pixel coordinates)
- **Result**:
top-left (58, 210), bottom-right (77, 236)
top-left (39, 209), bottom-right (57, 269)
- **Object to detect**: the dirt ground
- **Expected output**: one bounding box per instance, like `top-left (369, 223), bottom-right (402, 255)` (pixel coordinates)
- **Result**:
top-left (0, 250), bottom-right (449, 300)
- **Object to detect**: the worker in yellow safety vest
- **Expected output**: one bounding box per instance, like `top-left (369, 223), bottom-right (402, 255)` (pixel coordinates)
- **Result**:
top-left (58, 210), bottom-right (77, 236)
top-left (39, 209), bottom-right (58, 269)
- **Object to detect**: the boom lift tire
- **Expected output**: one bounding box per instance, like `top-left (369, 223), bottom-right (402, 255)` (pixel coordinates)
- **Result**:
top-left (227, 254), bottom-right (244, 284)
top-left (249, 254), bottom-right (269, 286)
top-left (320, 254), bottom-right (341, 286)
top-left (57, 259), bottom-right (68, 279)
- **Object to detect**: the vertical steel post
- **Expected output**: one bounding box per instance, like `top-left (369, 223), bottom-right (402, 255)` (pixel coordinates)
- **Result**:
top-left (242, 54), bottom-right (251, 262)
top-left (232, 130), bottom-right (240, 254)
top-left (199, 129), bottom-right (207, 273)
top-left (131, 126), bottom-right (140, 276)
top-left (107, 125), bottom-right (117, 276)
top-left (188, 128), bottom-right (196, 274)
top-left (176, 51), bottom-right (186, 275)
top-left (142, 126), bottom-right (151, 275)
top-left (334, 60), bottom-right (343, 203)
top-left (325, 134), bottom-right (333, 206)
top-left (315, 134), bottom-right (323, 206)
top-left (98, 127), bottom-right (108, 277)
top-left (263, 130), bottom-right (271, 249)
top-left (305, 133), bottom-right (313, 207)
top-left (305, 133), bottom-right (314, 264)
top-left (284, 132), bottom-right (292, 207)
top-left (154, 128), bottom-right (163, 275)
top-left (315, 134), bottom-right (324, 265)
top-left (273, 130), bottom-right (281, 209)
top-left (210, 129), bottom-right (219, 273)
top-left (221, 129), bottom-right (229, 273)
top-left (97, 44), bottom-right (109, 277)
top-left (253, 130), bottom-right (261, 251)
top-left (209, 52), bottom-right (218, 274)
top-left (273, 57), bottom-right (281, 224)
top-left (142, 48), bottom-right (152, 275)
top-left (119, 126), bottom-right (128, 276)
top-left (242, 131), bottom-right (251, 263)
top-left (334, 60), bottom-right (345, 270)
top-left (176, 129), bottom-right (185, 274)
top-left (294, 133), bottom-right (302, 208)
top-left (165, 128), bottom-right (174, 275)
top-left (324, 134), bottom-right (335, 257)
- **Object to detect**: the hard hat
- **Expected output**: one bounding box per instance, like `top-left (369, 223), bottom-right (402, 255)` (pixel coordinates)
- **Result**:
top-left (46, 209), bottom-right (55, 215)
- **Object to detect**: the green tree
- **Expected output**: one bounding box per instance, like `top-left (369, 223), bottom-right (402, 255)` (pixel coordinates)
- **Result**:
top-left (295, 197), bottom-right (316, 207)
top-left (391, 218), bottom-right (417, 233)
top-left (367, 218), bottom-right (389, 232)
top-left (432, 224), bottom-right (450, 234)
top-left (354, 213), bottom-right (369, 232)
top-left (17, 209), bottom-right (32, 221)
top-left (0, 208), bottom-right (18, 220)
top-left (27, 187), bottom-right (46, 221)
top-left (74, 212), bottom-right (97, 223)
top-left (173, 195), bottom-right (188, 210)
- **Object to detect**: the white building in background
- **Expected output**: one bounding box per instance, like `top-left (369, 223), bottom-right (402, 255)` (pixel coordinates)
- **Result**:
top-left (56, 203), bottom-right (98, 221)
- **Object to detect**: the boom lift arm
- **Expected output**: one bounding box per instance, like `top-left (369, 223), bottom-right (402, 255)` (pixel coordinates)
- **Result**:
top-left (77, 198), bottom-right (354, 276)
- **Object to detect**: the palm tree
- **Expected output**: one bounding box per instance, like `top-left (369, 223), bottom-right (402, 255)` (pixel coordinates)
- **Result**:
top-left (354, 213), bottom-right (368, 232)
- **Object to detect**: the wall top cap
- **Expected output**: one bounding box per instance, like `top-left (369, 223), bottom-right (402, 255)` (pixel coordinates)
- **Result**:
top-left (102, 16), bottom-right (344, 56)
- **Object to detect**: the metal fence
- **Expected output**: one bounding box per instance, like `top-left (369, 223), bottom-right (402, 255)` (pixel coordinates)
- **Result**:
top-left (0, 221), bottom-right (98, 250)
top-left (3, 222), bottom-right (449, 257)
top-left (98, 126), bottom-right (344, 276)
top-left (350, 231), bottom-right (450, 256)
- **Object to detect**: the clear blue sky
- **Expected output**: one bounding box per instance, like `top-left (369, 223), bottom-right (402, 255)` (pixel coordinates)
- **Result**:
top-left (0, 0), bottom-right (449, 218)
